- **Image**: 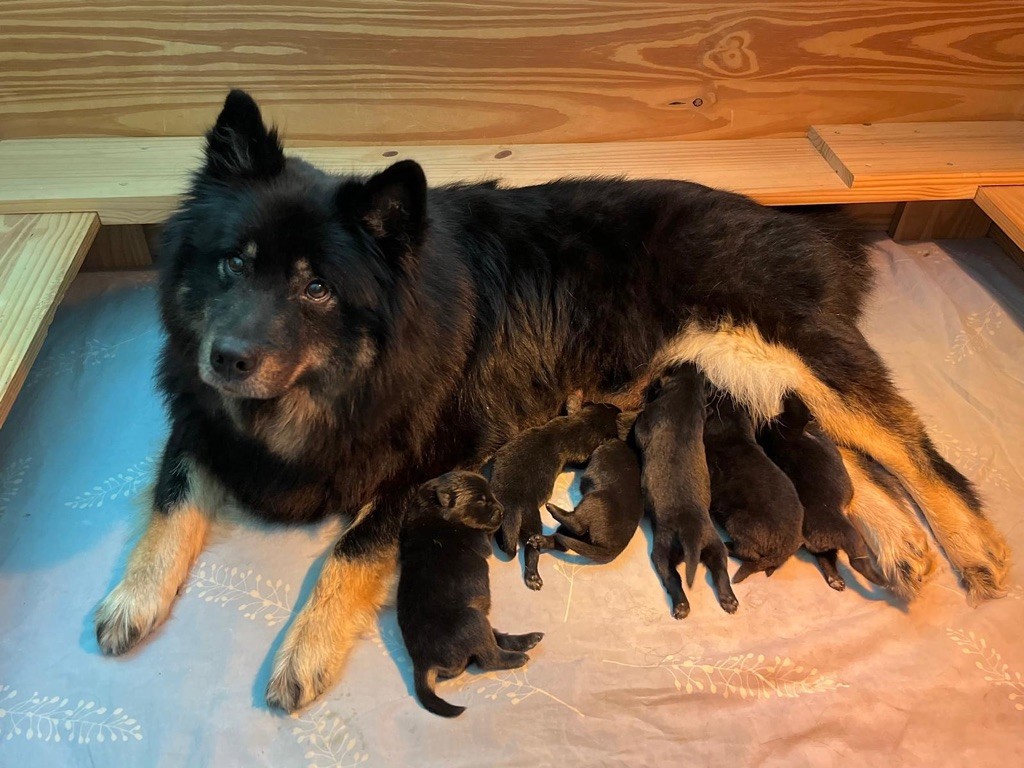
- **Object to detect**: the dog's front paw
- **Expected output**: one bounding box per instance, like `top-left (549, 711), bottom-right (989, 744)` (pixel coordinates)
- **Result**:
top-left (266, 622), bottom-right (341, 713)
top-left (95, 579), bottom-right (171, 656)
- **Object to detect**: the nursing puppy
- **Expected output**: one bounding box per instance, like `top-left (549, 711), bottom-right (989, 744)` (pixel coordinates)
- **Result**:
top-left (398, 471), bottom-right (543, 718)
top-left (492, 402), bottom-right (621, 589)
top-left (528, 433), bottom-right (643, 565)
top-left (703, 395), bottom-right (804, 582)
top-left (759, 396), bottom-right (886, 590)
top-left (631, 364), bottom-right (738, 617)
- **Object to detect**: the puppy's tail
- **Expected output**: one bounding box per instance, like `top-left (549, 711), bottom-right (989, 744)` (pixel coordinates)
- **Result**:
top-left (414, 666), bottom-right (465, 718)
top-left (683, 540), bottom-right (700, 588)
top-left (552, 533), bottom-right (616, 564)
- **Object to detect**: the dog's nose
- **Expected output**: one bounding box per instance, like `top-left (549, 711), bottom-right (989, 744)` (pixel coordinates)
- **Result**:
top-left (210, 339), bottom-right (261, 380)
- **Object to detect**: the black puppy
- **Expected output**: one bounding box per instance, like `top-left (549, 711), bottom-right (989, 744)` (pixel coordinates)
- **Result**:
top-left (759, 396), bottom-right (886, 590)
top-left (528, 431), bottom-right (643, 565)
top-left (492, 402), bottom-right (621, 589)
top-left (398, 472), bottom-right (544, 717)
top-left (703, 395), bottom-right (804, 582)
top-left (631, 363), bottom-right (738, 618)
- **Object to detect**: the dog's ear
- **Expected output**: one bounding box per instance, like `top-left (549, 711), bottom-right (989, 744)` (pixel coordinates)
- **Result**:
top-left (337, 160), bottom-right (428, 257)
top-left (435, 487), bottom-right (456, 509)
top-left (203, 89), bottom-right (285, 181)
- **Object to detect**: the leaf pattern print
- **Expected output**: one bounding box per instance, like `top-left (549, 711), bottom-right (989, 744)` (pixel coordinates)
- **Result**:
top-left (947, 628), bottom-right (1024, 712)
top-left (292, 704), bottom-right (369, 767)
top-left (469, 669), bottom-right (584, 717)
top-left (0, 685), bottom-right (142, 743)
top-left (64, 456), bottom-right (157, 509)
top-left (185, 560), bottom-right (294, 626)
top-left (552, 560), bottom-right (588, 622)
top-left (945, 305), bottom-right (1003, 364)
top-left (926, 425), bottom-right (1009, 491)
top-left (26, 330), bottom-right (157, 387)
top-left (604, 651), bottom-right (847, 699)
top-left (0, 457), bottom-right (31, 520)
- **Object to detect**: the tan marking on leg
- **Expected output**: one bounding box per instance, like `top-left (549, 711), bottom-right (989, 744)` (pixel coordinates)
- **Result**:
top-left (95, 460), bottom-right (221, 655)
top-left (266, 547), bottom-right (396, 712)
top-left (839, 447), bottom-right (937, 601)
top-left (654, 320), bottom-right (803, 423)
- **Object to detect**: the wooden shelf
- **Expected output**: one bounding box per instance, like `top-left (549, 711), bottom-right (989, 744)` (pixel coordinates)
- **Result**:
top-left (976, 186), bottom-right (1024, 251)
top-left (0, 212), bottom-right (99, 428)
top-left (809, 122), bottom-right (1024, 198)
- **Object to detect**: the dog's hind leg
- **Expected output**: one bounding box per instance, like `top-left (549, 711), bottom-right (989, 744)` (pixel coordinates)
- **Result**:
top-left (839, 446), bottom-right (937, 601)
top-left (520, 507), bottom-right (544, 590)
top-left (266, 495), bottom-right (400, 712)
top-left (812, 550), bottom-right (846, 591)
top-left (544, 502), bottom-right (589, 538)
top-left (651, 529), bottom-right (690, 619)
top-left (95, 442), bottom-right (220, 656)
top-left (788, 323), bottom-right (1010, 602)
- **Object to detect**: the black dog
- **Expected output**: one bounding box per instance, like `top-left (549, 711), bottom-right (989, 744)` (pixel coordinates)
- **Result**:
top-left (759, 396), bottom-right (886, 590)
top-left (99, 89), bottom-right (1004, 712)
top-left (398, 472), bottom-right (543, 718)
top-left (491, 402), bottom-right (621, 589)
top-left (528, 432), bottom-right (643, 565)
top-left (631, 364), bottom-right (738, 617)
top-left (703, 395), bottom-right (804, 582)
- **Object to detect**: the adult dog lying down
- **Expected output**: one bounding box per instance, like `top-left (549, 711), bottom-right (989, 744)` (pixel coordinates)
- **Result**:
top-left (94, 90), bottom-right (1010, 712)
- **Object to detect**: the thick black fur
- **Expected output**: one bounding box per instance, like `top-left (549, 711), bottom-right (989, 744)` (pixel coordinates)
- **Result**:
top-left (759, 396), bottom-right (886, 590)
top-left (398, 472), bottom-right (543, 718)
top-left (630, 364), bottom-right (738, 618)
top-left (528, 436), bottom-right (643, 565)
top-left (490, 402), bottom-right (621, 589)
top-left (703, 395), bottom-right (803, 583)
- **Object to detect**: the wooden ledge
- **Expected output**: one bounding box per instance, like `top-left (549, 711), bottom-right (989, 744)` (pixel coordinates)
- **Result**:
top-left (976, 186), bottom-right (1024, 251)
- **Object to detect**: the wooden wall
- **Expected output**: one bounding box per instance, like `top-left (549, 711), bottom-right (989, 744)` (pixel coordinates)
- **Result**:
top-left (2, 1), bottom-right (1022, 145)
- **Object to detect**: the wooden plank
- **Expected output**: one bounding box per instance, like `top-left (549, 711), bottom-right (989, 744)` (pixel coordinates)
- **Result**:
top-left (888, 200), bottom-right (992, 241)
top-left (0, 212), bottom-right (99, 428)
top-left (809, 122), bottom-right (1024, 197)
top-left (976, 186), bottom-right (1024, 251)
top-left (83, 225), bottom-right (152, 270)
top-left (1, 3), bottom-right (1022, 145)
top-left (0, 136), bottom-right (881, 225)
top-left (841, 203), bottom-right (899, 232)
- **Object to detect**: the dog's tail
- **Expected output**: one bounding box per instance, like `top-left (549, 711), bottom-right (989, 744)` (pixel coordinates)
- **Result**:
top-left (414, 666), bottom-right (465, 718)
top-left (552, 533), bottom-right (616, 564)
top-left (683, 540), bottom-right (700, 588)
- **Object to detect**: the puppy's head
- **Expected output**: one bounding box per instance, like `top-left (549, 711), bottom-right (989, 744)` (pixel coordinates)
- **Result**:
top-left (161, 89), bottom-right (428, 403)
top-left (417, 472), bottom-right (504, 532)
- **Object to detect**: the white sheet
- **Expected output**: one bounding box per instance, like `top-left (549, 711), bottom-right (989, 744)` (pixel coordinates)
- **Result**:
top-left (1, 237), bottom-right (1022, 767)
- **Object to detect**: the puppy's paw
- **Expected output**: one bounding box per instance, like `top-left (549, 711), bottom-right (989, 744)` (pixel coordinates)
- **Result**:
top-left (95, 579), bottom-right (172, 656)
top-left (527, 535), bottom-right (546, 550)
top-left (718, 593), bottom-right (739, 614)
top-left (671, 602), bottom-right (690, 620)
top-left (524, 572), bottom-right (543, 591)
top-left (266, 623), bottom-right (340, 713)
top-left (826, 574), bottom-right (846, 592)
top-left (519, 632), bottom-right (544, 651)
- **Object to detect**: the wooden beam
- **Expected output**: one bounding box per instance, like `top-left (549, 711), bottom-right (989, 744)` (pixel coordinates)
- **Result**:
top-left (82, 224), bottom-right (152, 270)
top-left (809, 122), bottom-right (1024, 198)
top-left (988, 224), bottom-right (1024, 270)
top-left (976, 186), bottom-right (1024, 251)
top-left (888, 200), bottom-right (992, 241)
top-left (0, 212), bottom-right (99, 428)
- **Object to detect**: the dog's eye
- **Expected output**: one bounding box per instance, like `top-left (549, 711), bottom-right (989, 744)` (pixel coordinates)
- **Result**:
top-left (224, 255), bottom-right (245, 275)
top-left (304, 279), bottom-right (331, 302)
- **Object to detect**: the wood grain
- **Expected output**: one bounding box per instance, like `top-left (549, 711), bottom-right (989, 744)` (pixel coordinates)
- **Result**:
top-left (83, 225), bottom-right (152, 270)
top-left (1, 2), bottom-right (1022, 144)
top-left (988, 223), bottom-right (1024, 269)
top-left (809, 122), bottom-right (1024, 195)
top-left (976, 186), bottom-right (1024, 251)
top-left (888, 200), bottom-right (992, 241)
top-left (0, 212), bottom-right (99, 428)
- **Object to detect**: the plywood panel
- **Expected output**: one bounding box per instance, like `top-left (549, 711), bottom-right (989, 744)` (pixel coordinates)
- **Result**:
top-left (1, 2), bottom-right (1023, 145)
top-left (0, 212), bottom-right (99, 427)
top-left (888, 200), bottom-right (992, 241)
top-left (809, 122), bottom-right (1024, 196)
top-left (83, 225), bottom-right (152, 270)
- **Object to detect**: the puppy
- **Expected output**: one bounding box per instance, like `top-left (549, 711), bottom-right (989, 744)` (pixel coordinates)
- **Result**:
top-left (398, 472), bottom-right (543, 717)
top-left (630, 363), bottom-right (738, 618)
top-left (703, 395), bottom-right (804, 582)
top-left (759, 396), bottom-right (886, 590)
top-left (528, 433), bottom-right (643, 565)
top-left (492, 402), bottom-right (621, 589)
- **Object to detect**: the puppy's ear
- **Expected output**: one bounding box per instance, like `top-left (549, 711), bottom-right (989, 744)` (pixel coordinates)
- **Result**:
top-left (337, 160), bottom-right (428, 257)
top-left (203, 89), bottom-right (284, 181)
top-left (435, 488), bottom-right (456, 509)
